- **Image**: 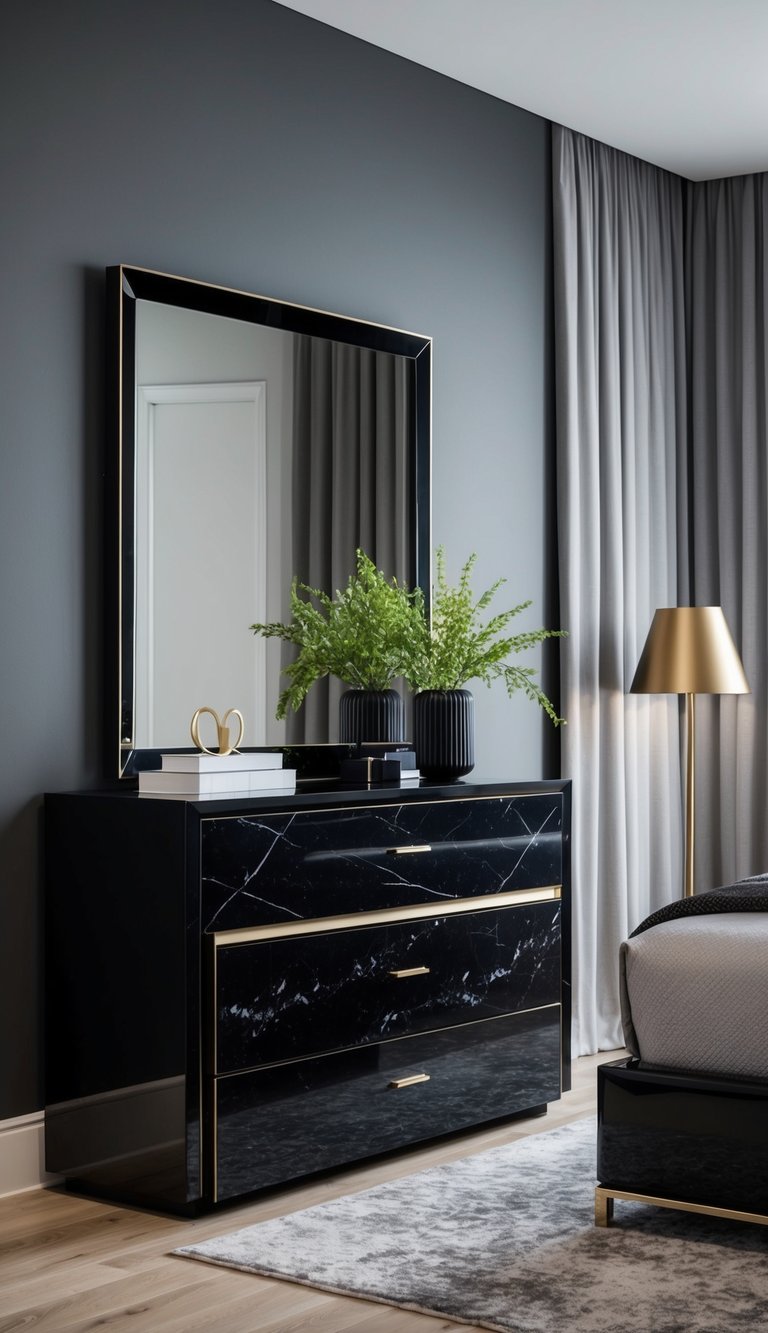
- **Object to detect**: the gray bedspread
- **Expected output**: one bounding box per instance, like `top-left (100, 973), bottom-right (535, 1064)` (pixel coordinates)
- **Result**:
top-left (620, 876), bottom-right (768, 1079)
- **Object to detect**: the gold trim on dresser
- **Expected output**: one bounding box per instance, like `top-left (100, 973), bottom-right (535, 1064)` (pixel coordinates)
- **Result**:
top-left (212, 886), bottom-right (561, 948)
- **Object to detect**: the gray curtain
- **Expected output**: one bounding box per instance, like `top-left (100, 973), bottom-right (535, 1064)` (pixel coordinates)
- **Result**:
top-left (288, 335), bottom-right (414, 743)
top-left (553, 126), bottom-right (688, 1052)
top-left (685, 174), bottom-right (768, 891)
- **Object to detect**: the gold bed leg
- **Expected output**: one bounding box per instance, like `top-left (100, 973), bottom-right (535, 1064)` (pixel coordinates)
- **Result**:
top-left (595, 1187), bottom-right (614, 1227)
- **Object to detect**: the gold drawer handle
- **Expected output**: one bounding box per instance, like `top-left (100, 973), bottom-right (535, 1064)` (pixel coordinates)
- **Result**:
top-left (387, 844), bottom-right (432, 855)
top-left (389, 1073), bottom-right (431, 1090)
top-left (388, 965), bottom-right (431, 979)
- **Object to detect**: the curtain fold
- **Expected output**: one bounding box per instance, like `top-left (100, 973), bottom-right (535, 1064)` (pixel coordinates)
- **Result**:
top-left (288, 336), bottom-right (413, 743)
top-left (685, 174), bottom-right (768, 892)
top-left (553, 126), bottom-right (687, 1053)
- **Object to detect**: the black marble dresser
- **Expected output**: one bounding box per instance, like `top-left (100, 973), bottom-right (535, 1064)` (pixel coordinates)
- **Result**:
top-left (45, 777), bottom-right (571, 1213)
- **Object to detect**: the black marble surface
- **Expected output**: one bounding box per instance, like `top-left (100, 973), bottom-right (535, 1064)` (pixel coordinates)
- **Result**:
top-left (215, 1007), bottom-right (561, 1200)
top-left (216, 902), bottom-right (561, 1073)
top-left (202, 793), bottom-right (563, 932)
top-left (45, 780), bottom-right (570, 1211)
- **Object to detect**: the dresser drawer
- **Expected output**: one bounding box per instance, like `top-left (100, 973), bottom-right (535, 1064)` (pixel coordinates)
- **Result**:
top-left (214, 897), bottom-right (561, 1074)
top-left (213, 1006), bottom-right (561, 1200)
top-left (201, 792), bottom-right (563, 931)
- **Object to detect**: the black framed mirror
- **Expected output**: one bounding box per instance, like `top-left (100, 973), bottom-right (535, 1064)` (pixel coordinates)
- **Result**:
top-left (106, 265), bottom-right (432, 779)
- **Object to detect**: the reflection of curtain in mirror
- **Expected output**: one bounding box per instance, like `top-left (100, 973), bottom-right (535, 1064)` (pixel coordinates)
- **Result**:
top-left (288, 335), bottom-right (414, 743)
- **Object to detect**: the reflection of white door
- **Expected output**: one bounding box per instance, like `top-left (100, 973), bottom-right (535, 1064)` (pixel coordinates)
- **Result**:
top-left (135, 382), bottom-right (267, 749)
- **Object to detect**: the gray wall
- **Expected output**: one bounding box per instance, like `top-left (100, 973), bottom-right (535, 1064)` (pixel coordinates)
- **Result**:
top-left (0, 0), bottom-right (555, 1117)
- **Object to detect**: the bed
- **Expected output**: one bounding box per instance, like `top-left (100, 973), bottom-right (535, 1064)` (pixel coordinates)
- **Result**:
top-left (595, 875), bottom-right (768, 1228)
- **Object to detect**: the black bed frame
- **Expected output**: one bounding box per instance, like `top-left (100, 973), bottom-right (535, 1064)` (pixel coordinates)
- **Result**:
top-left (596, 1057), bottom-right (768, 1228)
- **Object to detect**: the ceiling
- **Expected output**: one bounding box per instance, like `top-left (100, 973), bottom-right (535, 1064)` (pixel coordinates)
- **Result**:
top-left (274, 0), bottom-right (768, 181)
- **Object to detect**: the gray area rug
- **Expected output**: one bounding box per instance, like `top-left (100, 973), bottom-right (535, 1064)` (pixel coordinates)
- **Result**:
top-left (176, 1117), bottom-right (768, 1332)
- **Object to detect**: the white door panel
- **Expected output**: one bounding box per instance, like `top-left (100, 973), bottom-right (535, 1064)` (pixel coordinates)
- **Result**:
top-left (135, 382), bottom-right (267, 749)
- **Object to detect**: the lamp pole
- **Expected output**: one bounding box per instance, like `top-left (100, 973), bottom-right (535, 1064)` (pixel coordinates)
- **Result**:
top-left (684, 692), bottom-right (695, 899)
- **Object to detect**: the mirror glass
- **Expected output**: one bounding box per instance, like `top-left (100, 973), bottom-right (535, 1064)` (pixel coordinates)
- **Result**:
top-left (108, 267), bottom-right (431, 778)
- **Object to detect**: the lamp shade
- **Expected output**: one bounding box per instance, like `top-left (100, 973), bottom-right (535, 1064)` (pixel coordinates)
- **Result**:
top-left (631, 607), bottom-right (749, 695)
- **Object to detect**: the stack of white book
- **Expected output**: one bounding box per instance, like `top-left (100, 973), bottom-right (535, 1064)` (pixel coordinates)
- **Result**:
top-left (138, 750), bottom-right (296, 797)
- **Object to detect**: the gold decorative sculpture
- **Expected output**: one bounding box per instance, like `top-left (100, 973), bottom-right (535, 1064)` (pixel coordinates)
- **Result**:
top-left (190, 707), bottom-right (245, 757)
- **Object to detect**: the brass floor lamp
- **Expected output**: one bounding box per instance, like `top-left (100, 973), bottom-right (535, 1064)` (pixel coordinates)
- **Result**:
top-left (631, 607), bottom-right (749, 898)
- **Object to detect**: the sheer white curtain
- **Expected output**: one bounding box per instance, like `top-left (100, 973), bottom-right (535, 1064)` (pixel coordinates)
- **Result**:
top-left (553, 126), bottom-right (687, 1053)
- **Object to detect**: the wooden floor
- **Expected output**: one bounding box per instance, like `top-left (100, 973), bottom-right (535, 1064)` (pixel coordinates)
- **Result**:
top-left (0, 1053), bottom-right (618, 1332)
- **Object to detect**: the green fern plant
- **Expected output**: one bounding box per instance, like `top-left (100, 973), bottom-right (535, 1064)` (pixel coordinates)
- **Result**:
top-left (250, 550), bottom-right (425, 720)
top-left (406, 549), bottom-right (566, 725)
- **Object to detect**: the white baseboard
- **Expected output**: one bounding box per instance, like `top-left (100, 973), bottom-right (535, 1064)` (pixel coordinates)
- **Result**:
top-left (0, 1112), bottom-right (60, 1197)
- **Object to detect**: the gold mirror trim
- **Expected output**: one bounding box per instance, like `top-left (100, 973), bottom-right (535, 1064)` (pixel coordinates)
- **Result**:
top-left (595, 1185), bottom-right (768, 1228)
top-left (213, 885), bottom-right (560, 949)
top-left (113, 263), bottom-right (433, 778)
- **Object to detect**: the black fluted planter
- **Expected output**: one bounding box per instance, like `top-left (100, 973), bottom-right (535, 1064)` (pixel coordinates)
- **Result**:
top-left (338, 689), bottom-right (406, 744)
top-left (413, 689), bottom-right (475, 782)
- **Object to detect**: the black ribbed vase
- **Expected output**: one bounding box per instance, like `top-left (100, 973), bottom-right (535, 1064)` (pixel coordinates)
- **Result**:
top-left (413, 689), bottom-right (475, 782)
top-left (338, 689), bottom-right (406, 744)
